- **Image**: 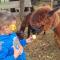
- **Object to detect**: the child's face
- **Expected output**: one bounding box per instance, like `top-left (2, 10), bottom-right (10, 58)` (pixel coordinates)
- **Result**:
top-left (3, 25), bottom-right (12, 34)
top-left (0, 20), bottom-right (17, 34)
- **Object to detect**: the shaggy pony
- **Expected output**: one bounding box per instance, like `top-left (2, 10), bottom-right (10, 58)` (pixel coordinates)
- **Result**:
top-left (19, 6), bottom-right (60, 47)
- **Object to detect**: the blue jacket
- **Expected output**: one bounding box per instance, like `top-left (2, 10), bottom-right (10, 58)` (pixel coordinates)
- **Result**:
top-left (0, 32), bottom-right (26, 60)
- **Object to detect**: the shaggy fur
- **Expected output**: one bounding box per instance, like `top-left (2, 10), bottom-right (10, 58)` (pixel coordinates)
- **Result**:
top-left (19, 6), bottom-right (60, 47)
top-left (30, 6), bottom-right (60, 47)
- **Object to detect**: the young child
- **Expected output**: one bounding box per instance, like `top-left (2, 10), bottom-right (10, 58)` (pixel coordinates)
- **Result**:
top-left (0, 12), bottom-right (32, 60)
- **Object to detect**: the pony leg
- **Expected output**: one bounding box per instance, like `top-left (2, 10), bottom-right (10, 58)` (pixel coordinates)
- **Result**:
top-left (43, 31), bottom-right (46, 35)
top-left (54, 33), bottom-right (60, 48)
top-left (27, 26), bottom-right (31, 38)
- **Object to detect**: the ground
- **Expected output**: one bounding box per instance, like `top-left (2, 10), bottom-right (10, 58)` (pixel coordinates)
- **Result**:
top-left (24, 30), bottom-right (60, 60)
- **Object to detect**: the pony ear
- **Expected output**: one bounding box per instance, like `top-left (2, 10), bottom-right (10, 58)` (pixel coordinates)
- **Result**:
top-left (48, 7), bottom-right (60, 17)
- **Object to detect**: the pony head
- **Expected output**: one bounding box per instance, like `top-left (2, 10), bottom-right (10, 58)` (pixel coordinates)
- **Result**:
top-left (30, 6), bottom-right (60, 34)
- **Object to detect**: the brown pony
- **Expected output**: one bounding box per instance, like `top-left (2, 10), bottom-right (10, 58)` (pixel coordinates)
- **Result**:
top-left (18, 7), bottom-right (46, 37)
top-left (17, 7), bottom-right (38, 38)
top-left (18, 6), bottom-right (60, 48)
top-left (17, 13), bottom-right (32, 38)
top-left (29, 6), bottom-right (60, 47)
top-left (19, 6), bottom-right (59, 34)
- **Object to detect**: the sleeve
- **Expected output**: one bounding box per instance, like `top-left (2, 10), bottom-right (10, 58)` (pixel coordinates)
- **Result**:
top-left (4, 55), bottom-right (15, 60)
top-left (10, 32), bottom-right (21, 48)
top-left (8, 32), bottom-right (23, 56)
top-left (7, 47), bottom-right (14, 56)
top-left (20, 39), bottom-right (27, 47)
top-left (13, 37), bottom-right (23, 58)
top-left (12, 33), bottom-right (23, 55)
top-left (7, 33), bottom-right (17, 56)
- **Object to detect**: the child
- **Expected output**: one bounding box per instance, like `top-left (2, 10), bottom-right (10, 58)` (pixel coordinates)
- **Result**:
top-left (8, 13), bottom-right (32, 60)
top-left (0, 12), bottom-right (32, 60)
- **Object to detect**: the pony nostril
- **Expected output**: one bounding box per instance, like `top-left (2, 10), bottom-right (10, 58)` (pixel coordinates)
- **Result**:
top-left (40, 25), bottom-right (44, 29)
top-left (42, 25), bottom-right (44, 27)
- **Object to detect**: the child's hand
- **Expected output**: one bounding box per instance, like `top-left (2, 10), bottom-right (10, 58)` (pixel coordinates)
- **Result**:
top-left (13, 45), bottom-right (23, 59)
top-left (26, 35), bottom-right (33, 43)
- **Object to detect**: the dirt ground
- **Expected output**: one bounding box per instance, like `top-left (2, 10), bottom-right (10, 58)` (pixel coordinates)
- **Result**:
top-left (24, 30), bottom-right (60, 60)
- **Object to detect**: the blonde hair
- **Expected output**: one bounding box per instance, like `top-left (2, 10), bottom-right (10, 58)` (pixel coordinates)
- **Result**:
top-left (0, 12), bottom-right (17, 30)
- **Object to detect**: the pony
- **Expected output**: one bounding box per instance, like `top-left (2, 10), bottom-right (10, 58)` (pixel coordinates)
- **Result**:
top-left (18, 6), bottom-right (47, 38)
top-left (27, 6), bottom-right (60, 47)
top-left (17, 6), bottom-right (37, 38)
top-left (17, 6), bottom-right (60, 48)
top-left (17, 12), bottom-right (34, 38)
top-left (19, 6), bottom-right (58, 34)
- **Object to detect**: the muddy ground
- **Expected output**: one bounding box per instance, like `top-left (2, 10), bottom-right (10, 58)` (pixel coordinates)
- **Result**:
top-left (24, 30), bottom-right (60, 60)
